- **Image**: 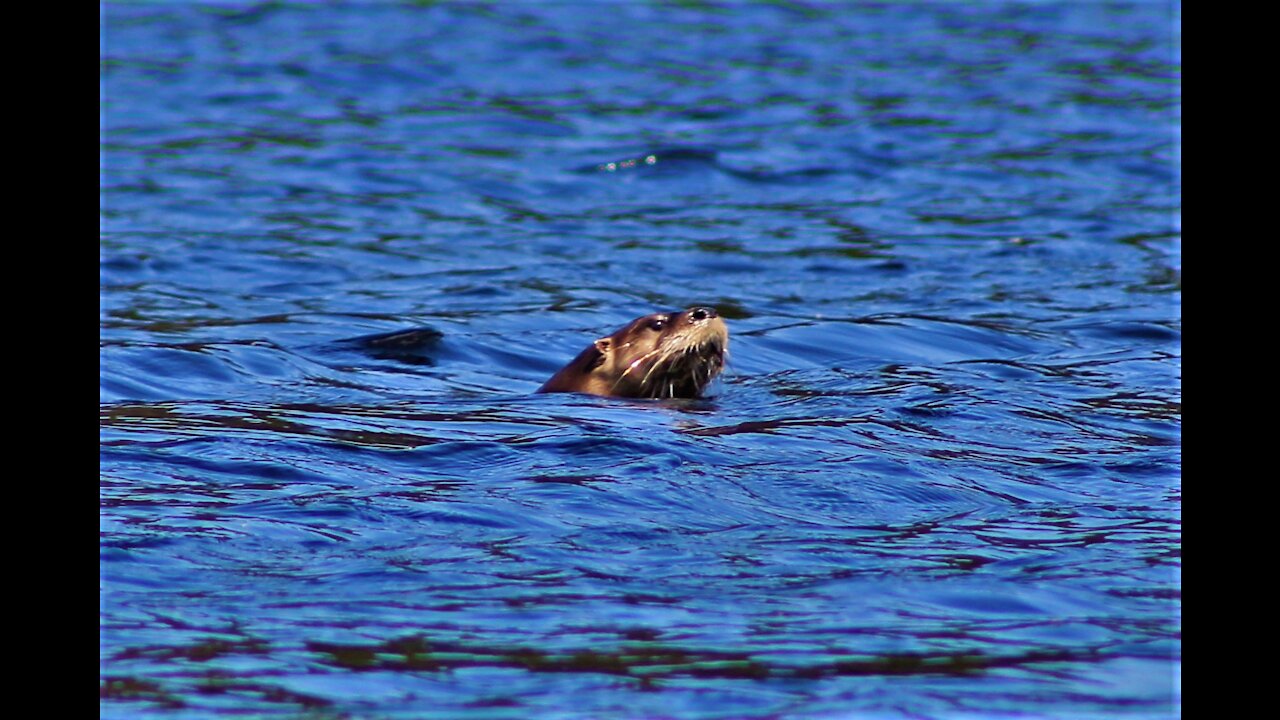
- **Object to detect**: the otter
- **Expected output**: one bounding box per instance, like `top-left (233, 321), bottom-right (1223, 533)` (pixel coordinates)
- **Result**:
top-left (537, 307), bottom-right (728, 399)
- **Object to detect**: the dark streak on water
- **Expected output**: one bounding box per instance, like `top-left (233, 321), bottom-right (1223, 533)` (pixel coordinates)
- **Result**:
top-left (101, 2), bottom-right (1180, 718)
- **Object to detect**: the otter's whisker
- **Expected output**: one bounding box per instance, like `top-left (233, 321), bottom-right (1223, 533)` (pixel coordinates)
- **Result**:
top-left (611, 347), bottom-right (665, 394)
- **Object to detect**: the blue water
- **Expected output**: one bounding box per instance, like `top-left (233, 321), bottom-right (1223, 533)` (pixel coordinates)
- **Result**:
top-left (101, 2), bottom-right (1180, 717)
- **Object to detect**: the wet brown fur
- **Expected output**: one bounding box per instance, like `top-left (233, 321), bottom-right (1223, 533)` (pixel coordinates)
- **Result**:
top-left (537, 307), bottom-right (728, 399)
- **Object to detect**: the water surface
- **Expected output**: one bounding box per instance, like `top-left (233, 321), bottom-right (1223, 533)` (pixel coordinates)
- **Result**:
top-left (101, 2), bottom-right (1180, 717)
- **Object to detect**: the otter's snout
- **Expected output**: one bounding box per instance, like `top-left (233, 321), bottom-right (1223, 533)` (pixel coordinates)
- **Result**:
top-left (688, 307), bottom-right (718, 322)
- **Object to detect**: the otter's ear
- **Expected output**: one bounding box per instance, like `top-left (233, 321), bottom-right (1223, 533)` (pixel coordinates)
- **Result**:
top-left (581, 337), bottom-right (611, 373)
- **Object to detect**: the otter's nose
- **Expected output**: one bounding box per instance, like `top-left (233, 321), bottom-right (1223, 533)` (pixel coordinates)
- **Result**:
top-left (688, 306), bottom-right (718, 321)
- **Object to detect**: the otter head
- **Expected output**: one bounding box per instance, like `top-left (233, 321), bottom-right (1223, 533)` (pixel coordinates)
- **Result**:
top-left (538, 306), bottom-right (728, 399)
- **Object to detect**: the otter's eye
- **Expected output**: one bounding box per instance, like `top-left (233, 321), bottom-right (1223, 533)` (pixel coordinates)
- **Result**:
top-left (648, 315), bottom-right (669, 331)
